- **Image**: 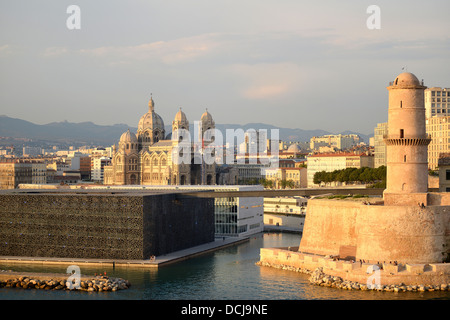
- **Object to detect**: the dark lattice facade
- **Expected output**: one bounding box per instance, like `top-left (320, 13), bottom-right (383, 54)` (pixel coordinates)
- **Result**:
top-left (0, 190), bottom-right (214, 260)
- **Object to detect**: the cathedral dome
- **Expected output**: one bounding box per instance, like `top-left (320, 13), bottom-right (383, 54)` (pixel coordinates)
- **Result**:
top-left (138, 97), bottom-right (165, 132)
top-left (393, 72), bottom-right (421, 87)
top-left (119, 129), bottom-right (138, 143)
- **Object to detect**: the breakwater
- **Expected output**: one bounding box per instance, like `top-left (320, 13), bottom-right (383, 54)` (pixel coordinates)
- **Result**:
top-left (256, 261), bottom-right (450, 293)
top-left (0, 272), bottom-right (130, 292)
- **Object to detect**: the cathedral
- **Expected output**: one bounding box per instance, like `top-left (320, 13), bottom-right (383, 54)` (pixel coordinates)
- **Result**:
top-left (103, 96), bottom-right (216, 186)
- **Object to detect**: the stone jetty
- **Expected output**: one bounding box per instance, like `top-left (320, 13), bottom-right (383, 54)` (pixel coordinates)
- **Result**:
top-left (256, 261), bottom-right (450, 293)
top-left (308, 267), bottom-right (449, 292)
top-left (0, 271), bottom-right (130, 292)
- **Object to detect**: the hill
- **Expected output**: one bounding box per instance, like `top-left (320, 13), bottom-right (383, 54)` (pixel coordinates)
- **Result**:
top-left (0, 115), bottom-right (373, 147)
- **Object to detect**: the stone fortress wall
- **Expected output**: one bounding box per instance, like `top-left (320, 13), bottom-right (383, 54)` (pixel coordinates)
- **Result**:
top-left (299, 198), bottom-right (450, 264)
top-left (258, 197), bottom-right (450, 287)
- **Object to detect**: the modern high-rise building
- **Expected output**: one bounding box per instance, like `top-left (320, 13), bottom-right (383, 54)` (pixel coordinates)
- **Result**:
top-left (426, 116), bottom-right (450, 170)
top-left (425, 87), bottom-right (450, 119)
top-left (424, 87), bottom-right (450, 170)
top-left (91, 156), bottom-right (112, 182)
top-left (373, 122), bottom-right (388, 168)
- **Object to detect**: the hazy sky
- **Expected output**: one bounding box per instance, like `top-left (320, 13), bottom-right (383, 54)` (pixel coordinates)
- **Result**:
top-left (1, 0), bottom-right (449, 135)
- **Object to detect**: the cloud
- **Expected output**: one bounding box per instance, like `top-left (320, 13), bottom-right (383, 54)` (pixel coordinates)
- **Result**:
top-left (0, 44), bottom-right (13, 57)
top-left (78, 33), bottom-right (225, 65)
top-left (227, 62), bottom-right (304, 100)
top-left (43, 47), bottom-right (68, 57)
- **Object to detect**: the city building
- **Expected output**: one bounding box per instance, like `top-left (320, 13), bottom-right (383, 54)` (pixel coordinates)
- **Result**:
top-left (91, 156), bottom-right (112, 182)
top-left (373, 122), bottom-right (387, 168)
top-left (263, 196), bottom-right (307, 232)
top-left (265, 166), bottom-right (307, 189)
top-left (263, 196), bottom-right (307, 215)
top-left (310, 134), bottom-right (360, 151)
top-left (0, 188), bottom-right (215, 260)
top-left (22, 146), bottom-right (42, 157)
top-left (88, 184), bottom-right (264, 238)
top-left (306, 152), bottom-right (374, 187)
top-left (425, 87), bottom-right (450, 119)
top-left (426, 116), bottom-right (450, 170)
top-left (69, 152), bottom-right (91, 180)
top-left (104, 97), bottom-right (216, 186)
top-left (438, 153), bottom-right (450, 192)
top-left (0, 160), bottom-right (46, 189)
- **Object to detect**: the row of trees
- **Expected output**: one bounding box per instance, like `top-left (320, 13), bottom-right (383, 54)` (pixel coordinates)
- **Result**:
top-left (313, 166), bottom-right (386, 187)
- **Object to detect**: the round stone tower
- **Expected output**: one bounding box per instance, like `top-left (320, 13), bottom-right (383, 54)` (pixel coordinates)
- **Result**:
top-left (384, 72), bottom-right (431, 200)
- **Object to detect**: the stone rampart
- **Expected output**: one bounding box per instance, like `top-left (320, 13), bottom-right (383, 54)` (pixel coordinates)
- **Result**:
top-left (298, 198), bottom-right (450, 264)
top-left (258, 248), bottom-right (450, 288)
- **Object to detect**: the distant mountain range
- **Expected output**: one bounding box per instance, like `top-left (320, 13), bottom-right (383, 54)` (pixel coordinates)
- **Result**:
top-left (0, 115), bottom-right (373, 147)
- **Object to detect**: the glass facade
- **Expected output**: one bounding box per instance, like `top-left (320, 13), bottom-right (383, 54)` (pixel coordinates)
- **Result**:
top-left (214, 197), bottom-right (238, 236)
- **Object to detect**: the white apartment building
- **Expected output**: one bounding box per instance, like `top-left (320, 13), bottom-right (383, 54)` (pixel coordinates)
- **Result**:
top-left (426, 116), bottom-right (450, 170)
top-left (91, 157), bottom-right (112, 182)
top-left (310, 134), bottom-right (360, 151)
top-left (374, 122), bottom-right (388, 168)
top-left (306, 152), bottom-right (374, 187)
top-left (425, 87), bottom-right (450, 119)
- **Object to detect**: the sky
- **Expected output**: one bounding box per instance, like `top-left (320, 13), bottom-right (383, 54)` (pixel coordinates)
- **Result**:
top-left (0, 0), bottom-right (449, 135)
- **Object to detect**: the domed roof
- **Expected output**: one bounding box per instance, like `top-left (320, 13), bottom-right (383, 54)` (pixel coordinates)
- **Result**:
top-left (174, 108), bottom-right (188, 123)
top-left (138, 112), bottom-right (165, 131)
top-left (120, 129), bottom-right (138, 143)
top-left (201, 108), bottom-right (213, 122)
top-left (138, 97), bottom-right (165, 132)
top-left (287, 144), bottom-right (301, 153)
top-left (393, 72), bottom-right (422, 87)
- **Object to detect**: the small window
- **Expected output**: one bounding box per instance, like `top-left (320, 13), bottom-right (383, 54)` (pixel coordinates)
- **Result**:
top-left (446, 170), bottom-right (450, 181)
top-left (400, 101), bottom-right (403, 108)
top-left (400, 129), bottom-right (404, 138)
top-left (404, 155), bottom-right (407, 162)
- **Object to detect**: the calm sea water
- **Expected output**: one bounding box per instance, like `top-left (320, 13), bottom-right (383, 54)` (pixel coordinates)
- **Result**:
top-left (0, 232), bottom-right (449, 301)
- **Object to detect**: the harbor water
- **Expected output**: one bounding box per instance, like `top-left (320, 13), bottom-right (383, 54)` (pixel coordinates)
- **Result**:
top-left (0, 232), bottom-right (449, 300)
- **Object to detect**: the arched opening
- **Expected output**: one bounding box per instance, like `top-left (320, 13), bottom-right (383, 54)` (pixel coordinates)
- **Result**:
top-left (180, 175), bottom-right (186, 185)
top-left (206, 174), bottom-right (212, 185)
top-left (130, 174), bottom-right (137, 185)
